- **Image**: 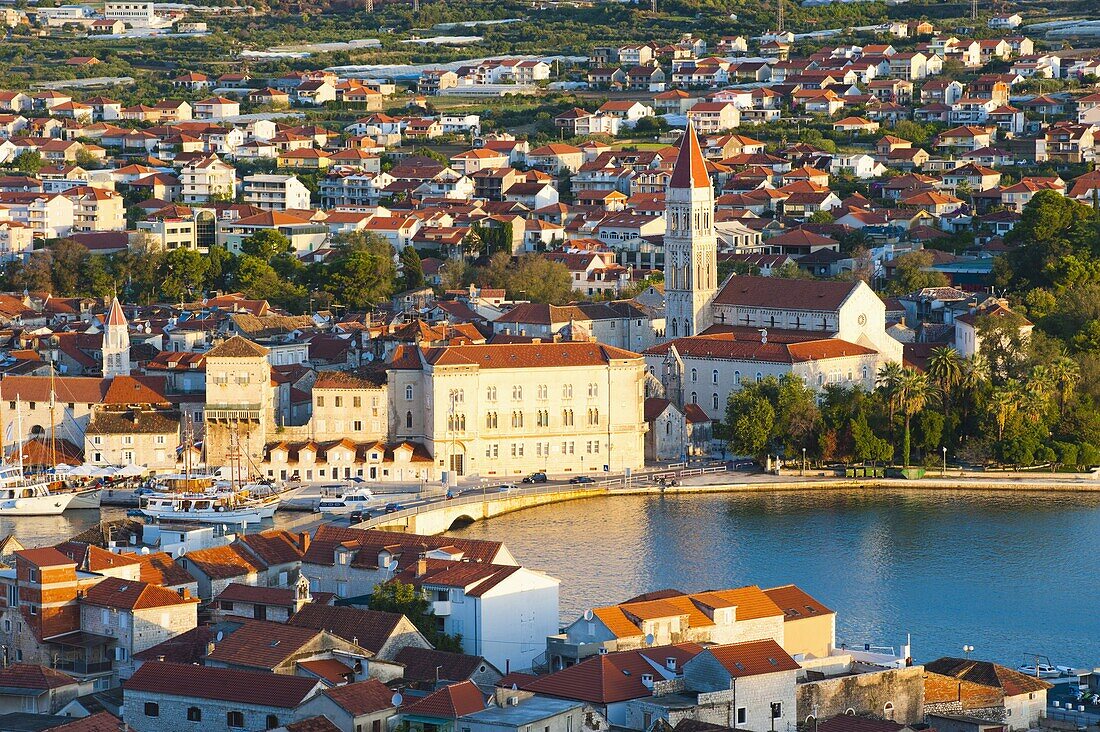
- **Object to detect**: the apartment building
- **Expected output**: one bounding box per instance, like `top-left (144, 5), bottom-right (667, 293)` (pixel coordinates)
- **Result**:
top-left (242, 174), bottom-right (312, 211)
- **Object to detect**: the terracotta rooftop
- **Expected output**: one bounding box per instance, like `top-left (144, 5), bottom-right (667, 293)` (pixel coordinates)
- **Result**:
top-left (124, 661), bottom-right (320, 707)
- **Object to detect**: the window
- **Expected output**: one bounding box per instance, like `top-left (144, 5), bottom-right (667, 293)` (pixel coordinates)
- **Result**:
top-left (771, 703), bottom-right (782, 720)
top-left (486, 412), bottom-right (498, 429)
top-left (562, 409), bottom-right (573, 426)
top-left (227, 711), bottom-right (245, 728)
top-left (537, 384), bottom-right (548, 400)
top-left (187, 707), bottom-right (201, 722)
top-left (511, 411), bottom-right (524, 428)
top-left (512, 385), bottom-right (523, 400)
top-left (736, 708), bottom-right (747, 726)
top-left (353, 396), bottom-right (362, 408)
top-left (883, 703), bottom-right (895, 720)
top-left (144, 703), bottom-right (159, 718)
top-left (266, 715), bottom-right (279, 730)
top-left (334, 396), bottom-right (343, 408)
top-left (405, 411), bottom-right (413, 429)
top-left (487, 385), bottom-right (497, 401)
top-left (562, 384), bottom-right (573, 399)
top-left (691, 368), bottom-right (697, 383)
top-left (691, 392), bottom-right (698, 404)
top-left (405, 385), bottom-right (414, 400)
top-left (712, 393), bottom-right (719, 410)
top-left (316, 395), bottom-right (325, 407)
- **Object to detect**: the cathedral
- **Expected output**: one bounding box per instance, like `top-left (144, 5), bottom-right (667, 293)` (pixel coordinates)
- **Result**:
top-left (653, 124), bottom-right (903, 418)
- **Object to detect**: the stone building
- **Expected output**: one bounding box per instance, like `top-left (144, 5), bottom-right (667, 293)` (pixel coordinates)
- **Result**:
top-left (203, 335), bottom-right (275, 469)
top-left (387, 340), bottom-right (647, 480)
top-left (922, 657), bottom-right (1051, 731)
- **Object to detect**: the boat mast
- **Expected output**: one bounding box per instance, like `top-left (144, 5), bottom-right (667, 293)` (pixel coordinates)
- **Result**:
top-left (48, 367), bottom-right (57, 474)
top-left (14, 399), bottom-right (23, 474)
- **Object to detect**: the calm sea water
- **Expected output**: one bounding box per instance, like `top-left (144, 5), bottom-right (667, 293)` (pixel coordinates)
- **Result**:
top-left (448, 489), bottom-right (1100, 668)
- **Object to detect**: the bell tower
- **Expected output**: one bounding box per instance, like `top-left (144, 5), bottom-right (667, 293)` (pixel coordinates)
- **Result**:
top-left (663, 123), bottom-right (717, 339)
top-left (102, 297), bottom-right (131, 378)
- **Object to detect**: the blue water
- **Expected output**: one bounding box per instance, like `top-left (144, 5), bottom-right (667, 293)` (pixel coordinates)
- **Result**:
top-left (449, 489), bottom-right (1100, 667)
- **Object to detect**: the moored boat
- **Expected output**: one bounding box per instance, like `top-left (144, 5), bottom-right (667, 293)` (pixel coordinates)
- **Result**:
top-left (316, 488), bottom-right (375, 514)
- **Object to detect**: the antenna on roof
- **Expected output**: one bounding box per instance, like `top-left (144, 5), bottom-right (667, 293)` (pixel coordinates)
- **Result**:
top-left (583, 608), bottom-right (593, 621)
top-left (758, 328), bottom-right (768, 345)
top-left (645, 633), bottom-right (655, 646)
top-left (391, 692), bottom-right (403, 707)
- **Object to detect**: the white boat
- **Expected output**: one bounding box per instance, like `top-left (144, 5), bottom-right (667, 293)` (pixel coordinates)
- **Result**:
top-left (0, 465), bottom-right (75, 515)
top-left (316, 488), bottom-right (375, 514)
top-left (137, 490), bottom-right (281, 524)
top-left (1017, 663), bottom-right (1061, 678)
top-left (65, 487), bottom-right (102, 510)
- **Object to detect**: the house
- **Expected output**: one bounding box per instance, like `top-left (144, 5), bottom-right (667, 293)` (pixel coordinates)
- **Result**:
top-left (644, 397), bottom-right (686, 461)
top-left (989, 13), bottom-right (1022, 29)
top-left (0, 665), bottom-right (91, 715)
top-left (923, 657), bottom-right (1051, 731)
top-left (122, 661), bottom-right (322, 732)
top-left (527, 144), bottom-right (584, 175)
top-left (393, 646), bottom-right (503, 688)
top-left (212, 578), bottom-right (313, 623)
top-left (294, 679), bottom-right (397, 732)
top-left (686, 103), bottom-right (740, 134)
top-left (287, 603), bottom-right (432, 661)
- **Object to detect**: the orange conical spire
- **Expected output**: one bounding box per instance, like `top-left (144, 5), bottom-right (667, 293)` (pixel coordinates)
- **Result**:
top-left (106, 296), bottom-right (127, 327)
top-left (669, 122), bottom-right (710, 189)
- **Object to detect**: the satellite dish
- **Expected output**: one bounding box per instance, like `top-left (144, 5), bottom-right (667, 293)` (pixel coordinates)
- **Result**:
top-left (645, 633), bottom-right (655, 646)
top-left (140, 546), bottom-right (150, 555)
top-left (215, 631), bottom-right (224, 642)
top-left (583, 608), bottom-right (593, 621)
top-left (391, 692), bottom-right (403, 707)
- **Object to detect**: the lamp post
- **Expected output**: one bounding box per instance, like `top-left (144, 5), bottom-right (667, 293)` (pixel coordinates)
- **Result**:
top-left (963, 644), bottom-right (974, 658)
top-left (942, 446), bottom-right (947, 478)
top-left (802, 447), bottom-right (806, 477)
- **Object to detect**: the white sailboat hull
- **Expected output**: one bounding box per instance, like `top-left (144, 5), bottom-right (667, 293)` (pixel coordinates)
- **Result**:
top-left (0, 491), bottom-right (76, 516)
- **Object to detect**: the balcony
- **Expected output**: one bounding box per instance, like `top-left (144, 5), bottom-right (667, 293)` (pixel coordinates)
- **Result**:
top-left (432, 600), bottom-right (451, 616)
top-left (54, 658), bottom-right (113, 675)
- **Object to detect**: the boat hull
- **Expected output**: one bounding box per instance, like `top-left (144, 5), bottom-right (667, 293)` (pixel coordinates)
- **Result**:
top-left (66, 488), bottom-right (102, 510)
top-left (0, 492), bottom-right (76, 516)
top-left (139, 500), bottom-right (280, 525)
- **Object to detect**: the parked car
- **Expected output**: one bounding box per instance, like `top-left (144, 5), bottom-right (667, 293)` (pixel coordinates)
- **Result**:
top-left (521, 472), bottom-right (547, 484)
top-left (568, 475), bottom-right (594, 484)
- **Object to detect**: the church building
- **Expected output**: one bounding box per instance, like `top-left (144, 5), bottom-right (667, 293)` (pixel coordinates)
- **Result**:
top-left (648, 124), bottom-right (904, 420)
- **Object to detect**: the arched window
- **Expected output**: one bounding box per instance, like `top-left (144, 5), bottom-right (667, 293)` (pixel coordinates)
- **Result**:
top-left (666, 422), bottom-right (671, 435)
top-left (712, 393), bottom-right (719, 410)
top-left (755, 372), bottom-right (762, 382)
top-left (884, 703), bottom-right (895, 721)
top-left (691, 368), bottom-right (698, 383)
top-left (486, 385), bottom-right (496, 401)
top-left (691, 392), bottom-right (698, 404)
top-left (712, 369), bottom-right (719, 384)
top-left (187, 707), bottom-right (201, 722)
top-left (404, 385), bottom-right (413, 400)
top-left (734, 370), bottom-right (741, 385)
top-left (405, 411), bottom-right (412, 429)
top-left (671, 320), bottom-right (678, 337)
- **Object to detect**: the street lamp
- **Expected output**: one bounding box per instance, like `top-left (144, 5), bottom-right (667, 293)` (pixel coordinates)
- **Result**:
top-left (963, 644), bottom-right (974, 658)
top-left (942, 446), bottom-right (947, 478)
top-left (802, 447), bottom-right (806, 476)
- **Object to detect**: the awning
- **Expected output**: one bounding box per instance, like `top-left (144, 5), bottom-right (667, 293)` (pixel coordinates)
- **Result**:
top-left (49, 631), bottom-right (115, 648)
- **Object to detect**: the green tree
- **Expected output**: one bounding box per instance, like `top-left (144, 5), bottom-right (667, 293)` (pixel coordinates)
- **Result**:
top-left (12, 150), bottom-right (42, 175)
top-left (325, 232), bottom-right (397, 309)
top-left (241, 229), bottom-right (292, 260)
top-left (49, 239), bottom-right (90, 296)
top-left (399, 245), bottom-right (425, 290)
top-left (160, 248), bottom-right (209, 303)
top-left (851, 412), bottom-right (893, 465)
top-left (507, 254), bottom-right (572, 304)
top-left (726, 389), bottom-right (775, 459)
top-left (886, 250), bottom-right (950, 295)
top-left (1004, 190), bottom-right (1098, 289)
top-left (369, 580), bottom-right (463, 652)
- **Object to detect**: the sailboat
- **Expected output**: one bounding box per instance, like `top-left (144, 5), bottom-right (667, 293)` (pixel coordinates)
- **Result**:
top-left (0, 399), bottom-right (76, 516)
top-left (135, 421), bottom-right (281, 524)
top-left (41, 371), bottom-right (101, 510)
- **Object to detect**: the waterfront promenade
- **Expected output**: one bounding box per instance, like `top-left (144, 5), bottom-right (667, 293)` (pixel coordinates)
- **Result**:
top-left (353, 466), bottom-right (1100, 535)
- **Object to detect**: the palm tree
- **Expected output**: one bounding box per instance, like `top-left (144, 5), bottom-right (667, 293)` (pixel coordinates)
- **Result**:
top-left (896, 368), bottom-right (936, 467)
top-left (988, 382), bottom-right (1021, 441)
top-left (1049, 356), bottom-right (1081, 418)
top-left (927, 346), bottom-right (963, 409)
top-left (876, 362), bottom-right (904, 420)
top-left (1025, 364), bottom-right (1055, 416)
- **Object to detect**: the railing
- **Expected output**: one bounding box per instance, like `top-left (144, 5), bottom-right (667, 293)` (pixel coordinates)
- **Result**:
top-left (55, 659), bottom-right (112, 674)
top-left (355, 464), bottom-right (732, 529)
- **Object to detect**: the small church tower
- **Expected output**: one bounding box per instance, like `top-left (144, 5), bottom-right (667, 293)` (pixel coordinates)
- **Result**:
top-left (663, 123), bottom-right (717, 338)
top-left (102, 297), bottom-right (130, 378)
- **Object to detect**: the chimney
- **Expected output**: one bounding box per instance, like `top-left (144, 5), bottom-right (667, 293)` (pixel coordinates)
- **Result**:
top-left (665, 657), bottom-right (677, 671)
top-left (205, 641), bottom-right (215, 657)
top-left (298, 532), bottom-right (311, 553)
top-left (416, 558), bottom-right (427, 577)
top-left (641, 673), bottom-right (654, 689)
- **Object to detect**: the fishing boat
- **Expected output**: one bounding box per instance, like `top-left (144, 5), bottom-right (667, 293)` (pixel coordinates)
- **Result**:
top-left (316, 488), bottom-right (375, 514)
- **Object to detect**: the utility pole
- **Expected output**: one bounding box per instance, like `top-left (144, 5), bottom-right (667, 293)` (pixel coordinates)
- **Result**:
top-left (970, 0), bottom-right (977, 23)
top-left (777, 0), bottom-right (784, 34)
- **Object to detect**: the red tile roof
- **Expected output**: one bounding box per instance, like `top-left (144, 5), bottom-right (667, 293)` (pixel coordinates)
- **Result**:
top-left (216, 582), bottom-right (296, 607)
top-left (402, 680), bottom-right (485, 719)
top-left (183, 544), bottom-right (261, 580)
top-left (82, 576), bottom-right (196, 610)
top-left (298, 657), bottom-right (355, 685)
top-left (43, 712), bottom-right (121, 732)
top-left (130, 552), bottom-right (195, 588)
top-left (322, 678), bottom-right (397, 714)
top-left (523, 644), bottom-right (704, 703)
top-left (706, 639), bottom-right (801, 677)
top-left (124, 661), bottom-right (320, 707)
top-left (287, 603), bottom-right (409, 654)
top-left (205, 618), bottom-right (325, 670)
top-left (0, 664), bottom-right (79, 690)
top-left (16, 547), bottom-right (77, 568)
top-left (763, 584), bottom-right (834, 620)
